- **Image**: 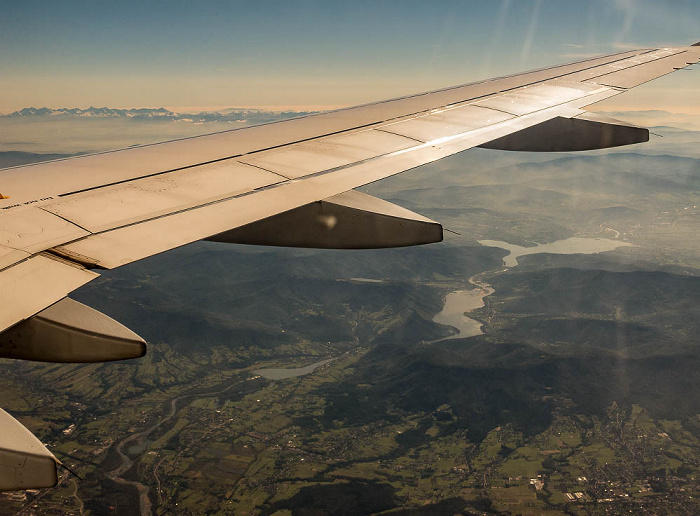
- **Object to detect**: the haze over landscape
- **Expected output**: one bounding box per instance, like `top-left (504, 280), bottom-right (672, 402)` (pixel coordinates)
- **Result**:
top-left (1, 0), bottom-right (699, 113)
top-left (1, 1), bottom-right (699, 514)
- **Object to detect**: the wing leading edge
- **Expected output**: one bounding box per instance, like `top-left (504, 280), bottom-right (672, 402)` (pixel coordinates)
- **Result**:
top-left (0, 43), bottom-right (698, 491)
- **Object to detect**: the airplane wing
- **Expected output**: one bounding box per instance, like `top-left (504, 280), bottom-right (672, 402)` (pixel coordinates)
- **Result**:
top-left (0, 42), bottom-right (698, 490)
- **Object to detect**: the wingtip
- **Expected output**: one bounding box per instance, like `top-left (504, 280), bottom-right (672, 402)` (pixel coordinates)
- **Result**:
top-left (692, 41), bottom-right (700, 46)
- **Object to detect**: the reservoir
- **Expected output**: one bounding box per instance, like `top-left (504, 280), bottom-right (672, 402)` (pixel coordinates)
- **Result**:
top-left (431, 237), bottom-right (632, 341)
top-left (253, 357), bottom-right (338, 380)
top-left (432, 278), bottom-right (494, 341)
top-left (479, 237), bottom-right (633, 267)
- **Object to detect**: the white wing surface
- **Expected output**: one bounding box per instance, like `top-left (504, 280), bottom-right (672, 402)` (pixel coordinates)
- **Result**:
top-left (0, 43), bottom-right (698, 489)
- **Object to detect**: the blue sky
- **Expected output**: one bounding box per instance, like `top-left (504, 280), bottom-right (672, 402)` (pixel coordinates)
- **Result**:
top-left (1, 0), bottom-right (698, 112)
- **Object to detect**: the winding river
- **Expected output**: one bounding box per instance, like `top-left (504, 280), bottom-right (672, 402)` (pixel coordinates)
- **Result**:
top-left (107, 236), bottom-right (635, 512)
top-left (431, 237), bottom-right (633, 340)
top-left (107, 376), bottom-right (249, 516)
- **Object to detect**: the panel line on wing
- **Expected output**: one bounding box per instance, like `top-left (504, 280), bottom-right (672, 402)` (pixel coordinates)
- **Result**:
top-left (38, 206), bottom-right (92, 234)
top-left (469, 105), bottom-right (518, 116)
top-left (373, 129), bottom-right (426, 143)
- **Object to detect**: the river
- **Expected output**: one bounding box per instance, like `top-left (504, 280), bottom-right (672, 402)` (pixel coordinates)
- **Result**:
top-left (431, 237), bottom-right (633, 340)
top-left (107, 376), bottom-right (250, 516)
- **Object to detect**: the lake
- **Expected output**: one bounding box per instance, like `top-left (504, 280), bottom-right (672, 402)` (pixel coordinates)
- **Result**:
top-left (432, 277), bottom-right (494, 341)
top-left (431, 237), bottom-right (634, 341)
top-left (253, 357), bottom-right (338, 380)
top-left (478, 237), bottom-right (634, 267)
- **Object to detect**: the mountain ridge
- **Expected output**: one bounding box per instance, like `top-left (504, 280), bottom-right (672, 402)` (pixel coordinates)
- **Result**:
top-left (3, 106), bottom-right (317, 122)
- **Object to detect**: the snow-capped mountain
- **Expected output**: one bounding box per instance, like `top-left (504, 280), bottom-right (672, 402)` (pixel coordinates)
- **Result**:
top-left (6, 107), bottom-right (176, 119)
top-left (3, 107), bottom-right (316, 123)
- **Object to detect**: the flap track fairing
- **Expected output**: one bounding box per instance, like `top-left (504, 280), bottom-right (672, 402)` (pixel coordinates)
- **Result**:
top-left (206, 190), bottom-right (443, 249)
top-left (0, 408), bottom-right (58, 490)
top-left (478, 112), bottom-right (649, 152)
top-left (0, 298), bottom-right (146, 363)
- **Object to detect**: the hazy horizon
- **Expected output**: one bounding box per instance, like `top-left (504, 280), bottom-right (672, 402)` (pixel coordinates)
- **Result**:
top-left (1, 1), bottom-right (699, 114)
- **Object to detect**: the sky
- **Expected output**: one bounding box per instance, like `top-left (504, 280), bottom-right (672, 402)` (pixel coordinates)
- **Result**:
top-left (0, 0), bottom-right (699, 113)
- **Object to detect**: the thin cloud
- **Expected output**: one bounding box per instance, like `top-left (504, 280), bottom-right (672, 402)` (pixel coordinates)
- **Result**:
top-left (559, 52), bottom-right (601, 59)
top-left (613, 0), bottom-right (637, 44)
top-left (482, 0), bottom-right (511, 75)
top-left (519, 0), bottom-right (543, 66)
top-left (613, 42), bottom-right (641, 50)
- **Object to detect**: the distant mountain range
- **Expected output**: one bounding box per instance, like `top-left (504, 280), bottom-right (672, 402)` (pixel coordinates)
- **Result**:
top-left (2, 106), bottom-right (317, 123)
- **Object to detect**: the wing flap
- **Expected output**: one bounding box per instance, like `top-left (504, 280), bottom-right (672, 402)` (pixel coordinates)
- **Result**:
top-left (43, 161), bottom-right (285, 233)
top-left (0, 254), bottom-right (99, 333)
top-left (0, 207), bottom-right (90, 255)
